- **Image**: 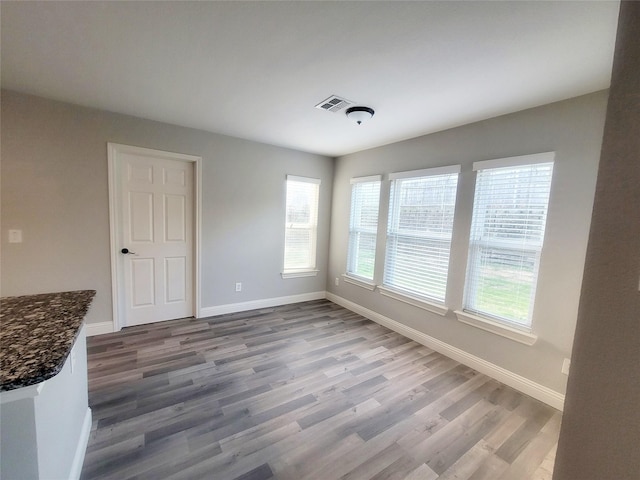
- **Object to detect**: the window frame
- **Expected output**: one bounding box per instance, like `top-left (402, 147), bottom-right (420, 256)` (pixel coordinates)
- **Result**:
top-left (282, 175), bottom-right (321, 278)
top-left (382, 164), bottom-right (461, 311)
top-left (459, 152), bottom-right (555, 335)
top-left (346, 175), bottom-right (382, 284)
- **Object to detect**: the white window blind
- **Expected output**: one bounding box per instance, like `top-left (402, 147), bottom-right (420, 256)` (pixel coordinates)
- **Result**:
top-left (384, 166), bottom-right (460, 303)
top-left (283, 175), bottom-right (320, 273)
top-left (347, 176), bottom-right (381, 280)
top-left (464, 155), bottom-right (554, 328)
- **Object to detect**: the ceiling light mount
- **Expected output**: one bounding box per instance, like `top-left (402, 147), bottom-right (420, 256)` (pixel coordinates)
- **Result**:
top-left (346, 106), bottom-right (375, 125)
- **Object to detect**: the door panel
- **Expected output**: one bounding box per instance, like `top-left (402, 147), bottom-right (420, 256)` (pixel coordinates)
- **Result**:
top-left (164, 194), bottom-right (186, 242)
top-left (163, 167), bottom-right (186, 187)
top-left (129, 163), bottom-right (153, 184)
top-left (129, 192), bottom-right (154, 242)
top-left (165, 257), bottom-right (186, 303)
top-left (131, 258), bottom-right (155, 306)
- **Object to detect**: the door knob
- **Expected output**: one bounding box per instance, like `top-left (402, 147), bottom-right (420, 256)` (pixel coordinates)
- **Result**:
top-left (121, 248), bottom-right (136, 255)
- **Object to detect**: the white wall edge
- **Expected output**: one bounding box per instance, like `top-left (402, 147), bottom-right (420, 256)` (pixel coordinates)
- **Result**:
top-left (68, 407), bottom-right (92, 480)
top-left (86, 321), bottom-right (114, 337)
top-left (0, 382), bottom-right (44, 403)
top-left (200, 291), bottom-right (327, 318)
top-left (326, 292), bottom-right (565, 411)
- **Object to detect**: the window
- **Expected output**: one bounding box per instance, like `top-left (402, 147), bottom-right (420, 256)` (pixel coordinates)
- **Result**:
top-left (347, 176), bottom-right (381, 281)
top-left (283, 175), bottom-right (320, 277)
top-left (383, 165), bottom-right (460, 305)
top-left (463, 153), bottom-right (554, 329)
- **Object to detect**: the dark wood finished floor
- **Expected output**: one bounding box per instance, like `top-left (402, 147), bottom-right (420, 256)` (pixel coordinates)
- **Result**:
top-left (81, 300), bottom-right (560, 480)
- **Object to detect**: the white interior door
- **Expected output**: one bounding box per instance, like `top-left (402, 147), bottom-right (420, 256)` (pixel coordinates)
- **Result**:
top-left (112, 145), bottom-right (195, 327)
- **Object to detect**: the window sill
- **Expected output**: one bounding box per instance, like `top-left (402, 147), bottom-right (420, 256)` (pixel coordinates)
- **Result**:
top-left (378, 286), bottom-right (448, 316)
top-left (454, 310), bottom-right (538, 346)
top-left (281, 270), bottom-right (319, 279)
top-left (342, 274), bottom-right (376, 291)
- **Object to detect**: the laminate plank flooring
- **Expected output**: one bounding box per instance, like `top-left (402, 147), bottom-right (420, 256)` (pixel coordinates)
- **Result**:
top-left (80, 300), bottom-right (560, 480)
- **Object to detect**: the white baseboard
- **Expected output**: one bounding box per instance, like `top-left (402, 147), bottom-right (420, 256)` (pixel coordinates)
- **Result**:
top-left (86, 321), bottom-right (113, 336)
top-left (326, 292), bottom-right (565, 411)
top-left (200, 291), bottom-right (327, 318)
top-left (88, 292), bottom-right (327, 333)
top-left (69, 407), bottom-right (92, 480)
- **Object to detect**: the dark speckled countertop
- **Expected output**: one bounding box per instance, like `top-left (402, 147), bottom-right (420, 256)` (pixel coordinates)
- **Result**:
top-left (0, 290), bottom-right (96, 391)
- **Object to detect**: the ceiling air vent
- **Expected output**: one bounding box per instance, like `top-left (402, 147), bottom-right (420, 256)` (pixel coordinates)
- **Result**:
top-left (315, 95), bottom-right (354, 113)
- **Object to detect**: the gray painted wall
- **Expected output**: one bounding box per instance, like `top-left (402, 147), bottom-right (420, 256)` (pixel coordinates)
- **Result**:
top-left (327, 91), bottom-right (608, 395)
top-left (1, 88), bottom-right (611, 398)
top-left (554, 2), bottom-right (640, 478)
top-left (1, 91), bottom-right (333, 324)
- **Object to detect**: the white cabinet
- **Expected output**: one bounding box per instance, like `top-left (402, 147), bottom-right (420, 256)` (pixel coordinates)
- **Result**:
top-left (0, 325), bottom-right (91, 480)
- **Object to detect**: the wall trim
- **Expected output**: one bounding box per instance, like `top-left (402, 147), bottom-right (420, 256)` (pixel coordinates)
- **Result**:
top-left (86, 322), bottom-right (114, 337)
top-left (454, 309), bottom-right (538, 346)
top-left (378, 285), bottom-right (448, 316)
top-left (342, 274), bottom-right (376, 291)
top-left (68, 407), bottom-right (92, 480)
top-left (200, 291), bottom-right (327, 318)
top-left (326, 292), bottom-right (565, 411)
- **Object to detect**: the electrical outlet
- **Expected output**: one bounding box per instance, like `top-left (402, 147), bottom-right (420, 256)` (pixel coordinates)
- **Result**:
top-left (8, 229), bottom-right (22, 243)
top-left (335, 277), bottom-right (340, 286)
top-left (562, 358), bottom-right (571, 375)
top-left (235, 282), bottom-right (242, 292)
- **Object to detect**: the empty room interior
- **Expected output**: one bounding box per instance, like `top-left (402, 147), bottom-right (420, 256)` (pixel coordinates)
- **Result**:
top-left (1, 2), bottom-right (638, 480)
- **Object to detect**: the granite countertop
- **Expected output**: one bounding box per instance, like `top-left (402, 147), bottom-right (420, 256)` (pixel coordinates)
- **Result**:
top-left (0, 290), bottom-right (96, 391)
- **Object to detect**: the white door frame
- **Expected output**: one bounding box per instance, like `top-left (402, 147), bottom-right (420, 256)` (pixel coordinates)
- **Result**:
top-left (107, 143), bottom-right (202, 332)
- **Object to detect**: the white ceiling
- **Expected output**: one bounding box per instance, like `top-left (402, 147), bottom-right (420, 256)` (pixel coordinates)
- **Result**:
top-left (1, 1), bottom-right (620, 157)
